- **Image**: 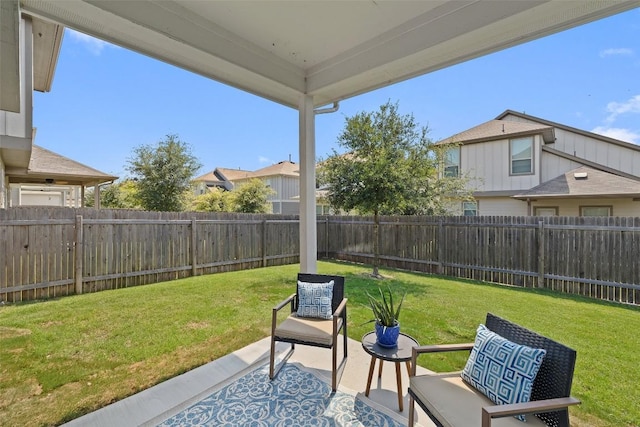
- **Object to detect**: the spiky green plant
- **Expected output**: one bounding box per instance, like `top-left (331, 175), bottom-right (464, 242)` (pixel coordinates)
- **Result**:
top-left (365, 286), bottom-right (406, 327)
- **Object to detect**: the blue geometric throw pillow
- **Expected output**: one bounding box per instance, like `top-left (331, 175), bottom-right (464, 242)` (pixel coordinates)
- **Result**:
top-left (296, 280), bottom-right (334, 320)
top-left (461, 324), bottom-right (546, 422)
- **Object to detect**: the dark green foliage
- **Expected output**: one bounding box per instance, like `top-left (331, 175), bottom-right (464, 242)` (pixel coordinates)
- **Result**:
top-left (126, 134), bottom-right (201, 211)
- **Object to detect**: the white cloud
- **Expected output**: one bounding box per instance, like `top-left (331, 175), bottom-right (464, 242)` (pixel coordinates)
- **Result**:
top-left (258, 156), bottom-right (272, 164)
top-left (67, 29), bottom-right (116, 55)
top-left (605, 94), bottom-right (640, 123)
top-left (599, 48), bottom-right (634, 58)
top-left (591, 126), bottom-right (640, 144)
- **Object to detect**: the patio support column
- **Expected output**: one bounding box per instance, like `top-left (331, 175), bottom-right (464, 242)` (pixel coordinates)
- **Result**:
top-left (298, 94), bottom-right (317, 273)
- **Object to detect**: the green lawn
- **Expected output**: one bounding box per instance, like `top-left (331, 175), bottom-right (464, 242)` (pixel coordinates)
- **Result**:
top-left (0, 261), bottom-right (638, 427)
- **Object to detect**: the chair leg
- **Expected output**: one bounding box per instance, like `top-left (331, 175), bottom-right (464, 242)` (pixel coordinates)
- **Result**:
top-left (269, 335), bottom-right (276, 379)
top-left (408, 395), bottom-right (415, 426)
top-left (332, 342), bottom-right (337, 392)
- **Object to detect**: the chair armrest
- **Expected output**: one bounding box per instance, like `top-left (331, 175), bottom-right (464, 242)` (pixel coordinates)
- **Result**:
top-left (271, 294), bottom-right (296, 335)
top-left (332, 298), bottom-right (348, 319)
top-left (481, 397), bottom-right (581, 427)
top-left (410, 343), bottom-right (474, 375)
top-left (273, 293), bottom-right (296, 312)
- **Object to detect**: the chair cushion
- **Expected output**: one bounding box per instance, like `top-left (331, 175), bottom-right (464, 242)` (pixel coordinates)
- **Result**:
top-left (410, 372), bottom-right (547, 427)
top-left (461, 324), bottom-right (546, 421)
top-left (296, 280), bottom-right (334, 320)
top-left (274, 314), bottom-right (341, 346)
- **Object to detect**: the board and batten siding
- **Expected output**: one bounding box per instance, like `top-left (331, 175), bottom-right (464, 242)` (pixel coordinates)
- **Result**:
top-left (462, 135), bottom-right (542, 192)
top-left (540, 151), bottom-right (585, 182)
top-left (503, 113), bottom-right (640, 177)
top-left (265, 175), bottom-right (299, 201)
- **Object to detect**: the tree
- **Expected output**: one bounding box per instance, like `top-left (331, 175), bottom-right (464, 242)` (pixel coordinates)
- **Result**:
top-left (231, 178), bottom-right (274, 213)
top-left (319, 101), bottom-right (470, 277)
top-left (192, 187), bottom-right (232, 212)
top-left (126, 134), bottom-right (201, 211)
top-left (84, 180), bottom-right (141, 209)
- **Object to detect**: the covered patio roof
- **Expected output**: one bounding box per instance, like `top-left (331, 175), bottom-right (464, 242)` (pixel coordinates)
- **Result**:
top-left (11, 0), bottom-right (640, 272)
top-left (19, 1), bottom-right (639, 109)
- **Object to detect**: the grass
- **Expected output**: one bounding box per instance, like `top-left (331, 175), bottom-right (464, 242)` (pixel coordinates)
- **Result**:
top-left (0, 261), bottom-right (638, 427)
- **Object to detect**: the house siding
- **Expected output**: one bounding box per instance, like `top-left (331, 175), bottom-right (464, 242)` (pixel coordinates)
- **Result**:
top-left (503, 113), bottom-right (640, 176)
top-left (477, 197), bottom-right (528, 216)
top-left (530, 198), bottom-right (640, 217)
top-left (540, 151), bottom-right (583, 182)
top-left (462, 135), bottom-right (542, 192)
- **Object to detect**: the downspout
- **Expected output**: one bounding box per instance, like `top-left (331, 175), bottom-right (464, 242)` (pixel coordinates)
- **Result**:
top-left (314, 102), bottom-right (339, 115)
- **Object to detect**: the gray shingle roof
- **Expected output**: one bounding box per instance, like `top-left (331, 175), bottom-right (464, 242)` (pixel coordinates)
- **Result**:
top-left (513, 166), bottom-right (640, 199)
top-left (7, 145), bottom-right (118, 185)
top-left (437, 119), bottom-right (555, 145)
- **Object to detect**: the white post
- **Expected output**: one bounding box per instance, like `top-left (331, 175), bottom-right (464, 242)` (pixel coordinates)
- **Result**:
top-left (299, 94), bottom-right (317, 273)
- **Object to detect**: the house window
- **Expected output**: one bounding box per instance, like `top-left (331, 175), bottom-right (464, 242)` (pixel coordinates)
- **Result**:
top-left (510, 137), bottom-right (533, 175)
top-left (581, 206), bottom-right (612, 217)
top-left (444, 147), bottom-right (460, 177)
top-left (534, 207), bottom-right (558, 217)
top-left (463, 201), bottom-right (477, 216)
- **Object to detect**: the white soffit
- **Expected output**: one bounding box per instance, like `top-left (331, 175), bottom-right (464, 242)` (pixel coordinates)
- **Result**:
top-left (20, 0), bottom-right (640, 108)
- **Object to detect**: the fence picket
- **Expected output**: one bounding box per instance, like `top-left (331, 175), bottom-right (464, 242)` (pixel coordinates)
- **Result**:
top-left (1, 208), bottom-right (639, 305)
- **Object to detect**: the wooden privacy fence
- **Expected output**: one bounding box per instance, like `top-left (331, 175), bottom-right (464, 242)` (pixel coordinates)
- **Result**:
top-left (1, 207), bottom-right (640, 305)
top-left (0, 207), bottom-right (299, 302)
top-left (324, 215), bottom-right (640, 305)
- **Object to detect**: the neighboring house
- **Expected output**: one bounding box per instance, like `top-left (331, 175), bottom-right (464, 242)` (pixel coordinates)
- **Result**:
top-left (0, 15), bottom-right (115, 208)
top-left (194, 160), bottom-right (331, 214)
top-left (438, 110), bottom-right (640, 217)
top-left (7, 144), bottom-right (117, 207)
top-left (193, 167), bottom-right (254, 194)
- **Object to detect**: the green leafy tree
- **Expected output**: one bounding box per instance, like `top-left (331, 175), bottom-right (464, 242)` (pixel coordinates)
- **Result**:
top-left (192, 187), bottom-right (232, 212)
top-left (84, 180), bottom-right (141, 209)
top-left (126, 134), bottom-right (201, 211)
top-left (231, 178), bottom-right (274, 213)
top-left (319, 101), bottom-right (470, 277)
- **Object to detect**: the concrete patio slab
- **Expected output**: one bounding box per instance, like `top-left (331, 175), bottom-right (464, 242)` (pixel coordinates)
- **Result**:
top-left (63, 336), bottom-right (435, 426)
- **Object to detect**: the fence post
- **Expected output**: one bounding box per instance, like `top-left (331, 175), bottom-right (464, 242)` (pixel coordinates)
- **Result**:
top-left (537, 220), bottom-right (545, 288)
top-left (262, 219), bottom-right (267, 267)
top-left (191, 218), bottom-right (197, 276)
top-left (437, 218), bottom-right (445, 274)
top-left (74, 215), bottom-right (83, 294)
top-left (325, 216), bottom-right (329, 259)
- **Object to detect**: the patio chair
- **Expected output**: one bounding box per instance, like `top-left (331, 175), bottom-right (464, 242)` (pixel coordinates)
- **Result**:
top-left (269, 273), bottom-right (347, 392)
top-left (408, 313), bottom-right (580, 427)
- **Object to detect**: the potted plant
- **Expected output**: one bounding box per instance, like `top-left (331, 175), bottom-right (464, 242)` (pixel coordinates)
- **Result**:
top-left (365, 286), bottom-right (406, 348)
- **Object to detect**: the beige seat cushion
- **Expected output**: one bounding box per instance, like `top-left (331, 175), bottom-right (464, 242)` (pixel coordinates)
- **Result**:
top-left (274, 314), bottom-right (342, 346)
top-left (410, 372), bottom-right (547, 427)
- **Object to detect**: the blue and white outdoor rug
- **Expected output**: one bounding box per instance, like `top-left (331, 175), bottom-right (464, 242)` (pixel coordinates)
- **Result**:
top-left (157, 363), bottom-right (406, 426)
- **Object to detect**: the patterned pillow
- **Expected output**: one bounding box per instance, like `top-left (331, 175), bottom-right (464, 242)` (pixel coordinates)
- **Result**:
top-left (461, 324), bottom-right (546, 422)
top-left (296, 280), bottom-right (334, 320)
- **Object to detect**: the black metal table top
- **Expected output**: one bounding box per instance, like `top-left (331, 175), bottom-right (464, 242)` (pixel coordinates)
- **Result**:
top-left (361, 331), bottom-right (419, 362)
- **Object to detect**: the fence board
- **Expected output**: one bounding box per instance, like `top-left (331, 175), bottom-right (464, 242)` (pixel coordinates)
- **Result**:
top-left (1, 208), bottom-right (639, 305)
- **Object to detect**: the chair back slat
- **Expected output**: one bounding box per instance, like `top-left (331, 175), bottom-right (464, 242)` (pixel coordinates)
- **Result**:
top-left (297, 273), bottom-right (345, 313)
top-left (485, 313), bottom-right (576, 427)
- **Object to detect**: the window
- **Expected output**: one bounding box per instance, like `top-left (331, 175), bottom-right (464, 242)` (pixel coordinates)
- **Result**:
top-left (463, 201), bottom-right (477, 216)
top-left (444, 147), bottom-right (460, 177)
top-left (510, 137), bottom-right (533, 175)
top-left (581, 206), bottom-right (611, 217)
top-left (534, 207), bottom-right (558, 217)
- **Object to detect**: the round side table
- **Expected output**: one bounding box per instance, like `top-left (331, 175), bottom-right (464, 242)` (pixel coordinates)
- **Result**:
top-left (361, 331), bottom-right (419, 411)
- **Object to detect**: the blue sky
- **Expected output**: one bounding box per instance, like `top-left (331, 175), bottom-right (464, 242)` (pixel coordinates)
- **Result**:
top-left (33, 8), bottom-right (640, 179)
